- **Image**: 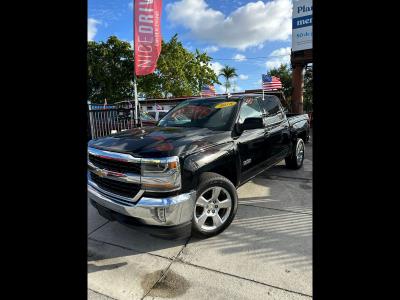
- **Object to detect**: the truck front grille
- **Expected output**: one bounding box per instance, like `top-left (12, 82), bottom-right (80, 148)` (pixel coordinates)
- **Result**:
top-left (89, 154), bottom-right (141, 174)
top-left (90, 172), bottom-right (141, 199)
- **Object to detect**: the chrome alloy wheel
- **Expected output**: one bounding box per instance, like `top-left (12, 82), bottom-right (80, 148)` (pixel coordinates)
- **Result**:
top-left (194, 186), bottom-right (232, 231)
top-left (296, 139), bottom-right (305, 165)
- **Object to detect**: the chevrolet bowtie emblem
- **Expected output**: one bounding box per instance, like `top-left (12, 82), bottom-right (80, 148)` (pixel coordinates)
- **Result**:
top-left (97, 169), bottom-right (108, 177)
top-left (95, 168), bottom-right (125, 178)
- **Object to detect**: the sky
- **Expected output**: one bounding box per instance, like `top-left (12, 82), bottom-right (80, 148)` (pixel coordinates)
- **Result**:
top-left (88, 0), bottom-right (293, 94)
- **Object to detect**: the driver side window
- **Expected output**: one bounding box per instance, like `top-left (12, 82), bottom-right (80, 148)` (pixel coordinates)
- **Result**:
top-left (238, 97), bottom-right (263, 124)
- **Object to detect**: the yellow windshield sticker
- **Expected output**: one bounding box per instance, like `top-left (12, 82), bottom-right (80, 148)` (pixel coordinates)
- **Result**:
top-left (215, 101), bottom-right (237, 109)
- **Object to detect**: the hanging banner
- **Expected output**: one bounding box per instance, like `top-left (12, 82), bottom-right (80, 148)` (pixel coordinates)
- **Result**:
top-left (292, 0), bottom-right (312, 52)
top-left (134, 0), bottom-right (162, 76)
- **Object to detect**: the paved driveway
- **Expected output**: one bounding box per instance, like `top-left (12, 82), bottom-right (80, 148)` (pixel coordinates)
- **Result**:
top-left (88, 138), bottom-right (312, 300)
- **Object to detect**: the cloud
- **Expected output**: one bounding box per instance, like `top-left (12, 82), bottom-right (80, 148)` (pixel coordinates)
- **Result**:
top-left (253, 79), bottom-right (262, 86)
top-left (215, 85), bottom-right (226, 94)
top-left (166, 0), bottom-right (292, 50)
top-left (209, 61), bottom-right (224, 75)
top-left (128, 2), bottom-right (133, 9)
top-left (122, 39), bottom-right (134, 49)
top-left (265, 46), bottom-right (291, 70)
top-left (88, 18), bottom-right (101, 41)
top-left (239, 74), bottom-right (249, 80)
top-left (233, 54), bottom-right (246, 62)
top-left (270, 47), bottom-right (291, 57)
top-left (204, 45), bottom-right (219, 53)
top-left (184, 44), bottom-right (194, 52)
top-left (231, 84), bottom-right (242, 92)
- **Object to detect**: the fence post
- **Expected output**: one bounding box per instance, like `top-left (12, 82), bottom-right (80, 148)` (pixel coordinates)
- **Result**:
top-left (87, 100), bottom-right (95, 139)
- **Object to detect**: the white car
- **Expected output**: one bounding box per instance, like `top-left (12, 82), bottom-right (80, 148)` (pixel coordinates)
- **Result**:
top-left (147, 110), bottom-right (169, 121)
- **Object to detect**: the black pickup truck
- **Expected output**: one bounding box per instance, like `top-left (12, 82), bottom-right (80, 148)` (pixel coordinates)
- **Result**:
top-left (88, 94), bottom-right (309, 238)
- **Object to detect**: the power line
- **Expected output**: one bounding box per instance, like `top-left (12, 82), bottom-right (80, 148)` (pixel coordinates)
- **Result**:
top-left (210, 54), bottom-right (290, 60)
top-left (127, 48), bottom-right (290, 60)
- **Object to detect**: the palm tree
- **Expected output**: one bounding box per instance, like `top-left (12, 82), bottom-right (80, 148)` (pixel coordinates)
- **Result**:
top-left (219, 65), bottom-right (238, 93)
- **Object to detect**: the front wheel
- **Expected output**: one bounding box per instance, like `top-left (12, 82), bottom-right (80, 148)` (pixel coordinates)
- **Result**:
top-left (285, 138), bottom-right (305, 169)
top-left (192, 172), bottom-right (238, 238)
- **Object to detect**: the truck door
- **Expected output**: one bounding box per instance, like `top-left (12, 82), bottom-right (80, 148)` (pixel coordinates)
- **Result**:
top-left (236, 96), bottom-right (266, 183)
top-left (259, 96), bottom-right (291, 163)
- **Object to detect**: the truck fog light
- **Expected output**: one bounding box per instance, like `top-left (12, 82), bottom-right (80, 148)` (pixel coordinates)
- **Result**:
top-left (157, 207), bottom-right (166, 223)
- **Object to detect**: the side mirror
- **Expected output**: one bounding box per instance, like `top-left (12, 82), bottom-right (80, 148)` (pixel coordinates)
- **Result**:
top-left (240, 117), bottom-right (264, 131)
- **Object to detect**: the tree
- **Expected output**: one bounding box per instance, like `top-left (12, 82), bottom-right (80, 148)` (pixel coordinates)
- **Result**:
top-left (144, 35), bottom-right (219, 98)
top-left (303, 67), bottom-right (313, 112)
top-left (267, 63), bottom-right (313, 112)
top-left (219, 65), bottom-right (238, 93)
top-left (88, 36), bottom-right (134, 103)
top-left (88, 35), bottom-right (219, 102)
top-left (267, 64), bottom-right (293, 106)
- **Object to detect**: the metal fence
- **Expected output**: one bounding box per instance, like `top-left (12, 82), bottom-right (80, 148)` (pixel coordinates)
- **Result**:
top-left (88, 102), bottom-right (139, 139)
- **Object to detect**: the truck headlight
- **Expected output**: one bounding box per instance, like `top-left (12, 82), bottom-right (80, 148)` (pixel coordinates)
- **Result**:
top-left (141, 156), bottom-right (181, 192)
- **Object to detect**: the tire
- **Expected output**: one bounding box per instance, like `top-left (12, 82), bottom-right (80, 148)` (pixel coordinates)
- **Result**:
top-left (285, 138), bottom-right (305, 169)
top-left (192, 172), bottom-right (238, 238)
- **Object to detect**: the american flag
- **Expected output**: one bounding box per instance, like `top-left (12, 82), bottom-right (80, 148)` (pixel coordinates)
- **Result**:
top-left (262, 75), bottom-right (282, 90)
top-left (200, 84), bottom-right (216, 97)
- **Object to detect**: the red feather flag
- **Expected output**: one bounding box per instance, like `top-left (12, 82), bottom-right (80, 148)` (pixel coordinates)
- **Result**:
top-left (134, 0), bottom-right (162, 76)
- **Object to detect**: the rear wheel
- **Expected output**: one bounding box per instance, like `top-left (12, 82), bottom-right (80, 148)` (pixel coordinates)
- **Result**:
top-left (192, 172), bottom-right (238, 238)
top-left (285, 138), bottom-right (305, 169)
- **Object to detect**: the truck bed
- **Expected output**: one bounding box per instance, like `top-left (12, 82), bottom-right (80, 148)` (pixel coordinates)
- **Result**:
top-left (286, 113), bottom-right (310, 141)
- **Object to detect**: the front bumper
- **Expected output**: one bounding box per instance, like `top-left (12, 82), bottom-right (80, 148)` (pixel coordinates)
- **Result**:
top-left (88, 184), bottom-right (196, 227)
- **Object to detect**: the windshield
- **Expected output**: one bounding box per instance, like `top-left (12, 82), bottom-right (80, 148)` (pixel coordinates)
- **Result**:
top-left (140, 111), bottom-right (155, 121)
top-left (158, 98), bottom-right (239, 131)
top-left (158, 111), bottom-right (168, 119)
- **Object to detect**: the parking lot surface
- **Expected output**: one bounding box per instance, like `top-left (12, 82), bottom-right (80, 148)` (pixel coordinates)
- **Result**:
top-left (88, 138), bottom-right (312, 299)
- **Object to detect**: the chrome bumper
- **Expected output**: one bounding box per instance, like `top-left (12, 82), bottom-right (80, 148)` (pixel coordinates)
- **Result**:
top-left (88, 184), bottom-right (196, 226)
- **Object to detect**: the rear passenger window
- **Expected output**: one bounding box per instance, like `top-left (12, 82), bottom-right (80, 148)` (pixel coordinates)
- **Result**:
top-left (259, 96), bottom-right (284, 125)
top-left (238, 97), bottom-right (263, 124)
top-left (259, 95), bottom-right (281, 116)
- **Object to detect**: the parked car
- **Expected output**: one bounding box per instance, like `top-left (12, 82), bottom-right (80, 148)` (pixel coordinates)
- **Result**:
top-left (88, 94), bottom-right (310, 239)
top-left (147, 110), bottom-right (169, 121)
top-left (139, 111), bottom-right (157, 126)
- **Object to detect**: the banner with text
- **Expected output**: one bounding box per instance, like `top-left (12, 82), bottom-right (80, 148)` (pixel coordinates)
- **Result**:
top-left (292, 0), bottom-right (312, 52)
top-left (134, 0), bottom-right (162, 76)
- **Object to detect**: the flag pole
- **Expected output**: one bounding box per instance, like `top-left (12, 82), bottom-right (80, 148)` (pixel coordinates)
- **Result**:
top-left (261, 75), bottom-right (265, 100)
top-left (133, 0), bottom-right (139, 127)
top-left (134, 74), bottom-right (138, 126)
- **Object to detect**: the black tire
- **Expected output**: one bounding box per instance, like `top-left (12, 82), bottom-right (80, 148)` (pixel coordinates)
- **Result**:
top-left (285, 138), bottom-right (305, 169)
top-left (192, 172), bottom-right (238, 238)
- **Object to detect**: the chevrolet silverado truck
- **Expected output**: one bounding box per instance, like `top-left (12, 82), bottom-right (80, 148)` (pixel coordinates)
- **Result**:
top-left (88, 94), bottom-right (310, 239)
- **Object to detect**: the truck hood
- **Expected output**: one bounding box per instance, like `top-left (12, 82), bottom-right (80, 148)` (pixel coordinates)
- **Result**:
top-left (88, 126), bottom-right (232, 158)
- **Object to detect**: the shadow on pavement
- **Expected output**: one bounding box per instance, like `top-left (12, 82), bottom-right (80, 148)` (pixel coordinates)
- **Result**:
top-left (88, 262), bottom-right (128, 274)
